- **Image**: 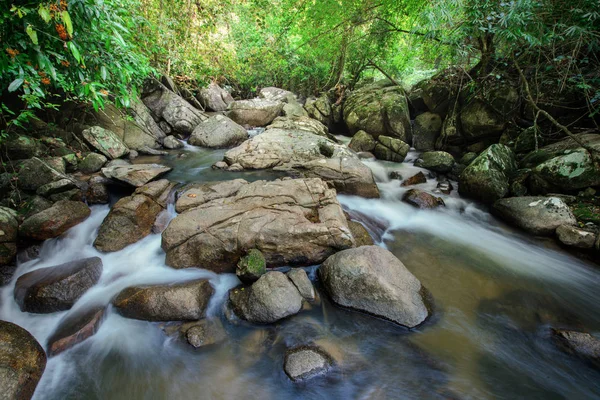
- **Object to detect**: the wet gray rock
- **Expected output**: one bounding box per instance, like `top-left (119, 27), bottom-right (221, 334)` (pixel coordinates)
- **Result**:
top-left (163, 135), bottom-right (184, 149)
top-left (228, 99), bottom-right (283, 127)
top-left (101, 163), bottom-right (172, 187)
top-left (14, 257), bottom-right (103, 313)
top-left (113, 279), bottom-right (214, 321)
top-left (189, 115), bottom-right (248, 148)
top-left (19, 200), bottom-right (90, 240)
top-left (0, 321), bottom-right (47, 399)
top-left (79, 153), bottom-right (108, 174)
top-left (287, 269), bottom-right (315, 301)
top-left (319, 246), bottom-right (430, 328)
top-left (492, 196), bottom-right (577, 236)
top-left (414, 151), bottom-right (455, 173)
top-left (284, 346), bottom-right (333, 381)
top-left (401, 171), bottom-right (427, 187)
top-left (162, 178), bottom-right (354, 271)
top-left (556, 225), bottom-right (597, 249)
top-left (229, 271), bottom-right (303, 324)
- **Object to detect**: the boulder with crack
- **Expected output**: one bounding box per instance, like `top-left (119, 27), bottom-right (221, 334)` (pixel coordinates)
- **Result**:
top-left (223, 129), bottom-right (379, 198)
top-left (162, 178), bottom-right (355, 272)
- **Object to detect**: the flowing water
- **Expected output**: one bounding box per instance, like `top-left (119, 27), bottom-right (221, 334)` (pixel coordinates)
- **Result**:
top-left (2, 138), bottom-right (600, 399)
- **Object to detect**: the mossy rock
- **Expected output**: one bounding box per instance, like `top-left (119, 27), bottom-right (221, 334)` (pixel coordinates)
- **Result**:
top-left (533, 149), bottom-right (600, 191)
top-left (236, 249), bottom-right (266, 283)
top-left (571, 203), bottom-right (600, 225)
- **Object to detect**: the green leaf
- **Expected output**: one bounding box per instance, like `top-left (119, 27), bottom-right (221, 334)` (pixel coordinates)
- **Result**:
top-left (61, 11), bottom-right (74, 37)
top-left (26, 25), bottom-right (38, 45)
top-left (38, 5), bottom-right (51, 23)
top-left (68, 42), bottom-right (82, 63)
top-left (8, 79), bottom-right (24, 92)
top-left (100, 66), bottom-right (108, 81)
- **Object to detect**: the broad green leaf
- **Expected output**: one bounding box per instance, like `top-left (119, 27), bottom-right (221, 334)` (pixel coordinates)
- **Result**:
top-left (38, 6), bottom-right (51, 23)
top-left (68, 42), bottom-right (82, 63)
top-left (8, 78), bottom-right (24, 92)
top-left (26, 25), bottom-right (38, 45)
top-left (61, 11), bottom-right (74, 37)
top-left (101, 66), bottom-right (108, 81)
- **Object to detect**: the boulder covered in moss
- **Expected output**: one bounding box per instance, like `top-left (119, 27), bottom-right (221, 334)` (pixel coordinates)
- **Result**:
top-left (236, 249), bottom-right (267, 283)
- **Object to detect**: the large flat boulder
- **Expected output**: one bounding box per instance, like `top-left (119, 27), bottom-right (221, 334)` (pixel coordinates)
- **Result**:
top-left (142, 81), bottom-right (208, 135)
top-left (175, 179), bottom-right (248, 213)
top-left (267, 116), bottom-right (329, 138)
top-left (492, 196), bottom-right (577, 236)
top-left (101, 163), bottom-right (171, 187)
top-left (229, 271), bottom-right (303, 324)
top-left (319, 246), bottom-right (431, 328)
top-left (344, 84), bottom-right (412, 143)
top-left (227, 99), bottom-right (283, 127)
top-left (0, 321), bottom-right (46, 400)
top-left (223, 129), bottom-right (379, 198)
top-left (188, 115), bottom-right (248, 148)
top-left (19, 200), bottom-right (90, 240)
top-left (162, 178), bottom-right (355, 272)
top-left (459, 144), bottom-right (517, 204)
top-left (82, 126), bottom-right (130, 159)
top-left (112, 279), bottom-right (214, 321)
top-left (14, 257), bottom-right (103, 313)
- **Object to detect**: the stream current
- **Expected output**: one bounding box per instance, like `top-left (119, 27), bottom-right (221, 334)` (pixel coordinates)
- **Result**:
top-left (2, 135), bottom-right (600, 399)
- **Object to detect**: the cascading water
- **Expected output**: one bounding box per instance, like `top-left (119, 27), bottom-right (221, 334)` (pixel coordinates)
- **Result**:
top-left (2, 142), bottom-right (600, 399)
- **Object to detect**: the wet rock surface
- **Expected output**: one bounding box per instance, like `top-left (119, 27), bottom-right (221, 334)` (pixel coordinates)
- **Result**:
top-left (47, 306), bottom-right (106, 356)
top-left (14, 257), bottom-right (103, 313)
top-left (284, 345), bottom-right (333, 381)
top-left (101, 163), bottom-right (172, 187)
top-left (19, 200), bottom-right (91, 240)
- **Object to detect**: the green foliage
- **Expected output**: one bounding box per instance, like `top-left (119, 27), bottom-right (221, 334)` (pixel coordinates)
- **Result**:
top-left (0, 0), bottom-right (154, 137)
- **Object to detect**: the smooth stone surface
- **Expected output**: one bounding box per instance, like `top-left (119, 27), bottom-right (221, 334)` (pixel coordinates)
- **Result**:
top-left (82, 126), bottom-right (130, 159)
top-left (402, 189), bottom-right (445, 209)
top-left (414, 151), bottom-right (455, 173)
top-left (185, 319), bottom-right (227, 348)
top-left (319, 246), bottom-right (430, 328)
top-left (198, 82), bottom-right (234, 112)
top-left (556, 225), bottom-right (597, 249)
top-left (46, 306), bottom-right (105, 356)
top-left (14, 257), bottom-right (103, 313)
top-left (286, 269), bottom-right (315, 301)
top-left (229, 271), bottom-right (303, 324)
top-left (284, 346), bottom-right (332, 381)
top-left (189, 115), bottom-right (248, 148)
top-left (552, 329), bottom-right (600, 365)
top-left (228, 99), bottom-right (283, 127)
top-left (175, 179), bottom-right (248, 213)
top-left (112, 279), bottom-right (214, 321)
top-left (79, 153), bottom-right (108, 174)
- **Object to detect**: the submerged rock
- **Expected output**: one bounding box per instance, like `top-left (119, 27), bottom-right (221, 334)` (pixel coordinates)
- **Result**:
top-left (492, 196), bottom-right (577, 236)
top-left (228, 98), bottom-right (283, 127)
top-left (319, 246), bottom-right (430, 328)
top-left (19, 200), bottom-right (90, 240)
top-left (229, 271), bottom-right (303, 324)
top-left (113, 279), bottom-right (214, 321)
top-left (162, 178), bottom-right (354, 271)
top-left (101, 163), bottom-right (172, 187)
top-left (459, 144), bottom-right (517, 204)
top-left (236, 249), bottom-right (267, 283)
top-left (0, 321), bottom-right (46, 400)
top-left (82, 126), bottom-right (130, 160)
top-left (47, 306), bottom-right (105, 356)
top-left (284, 346), bottom-right (333, 381)
top-left (14, 257), bottom-right (103, 313)
top-left (189, 114), bottom-right (248, 148)
top-left (185, 318), bottom-right (227, 348)
top-left (402, 189), bottom-right (445, 209)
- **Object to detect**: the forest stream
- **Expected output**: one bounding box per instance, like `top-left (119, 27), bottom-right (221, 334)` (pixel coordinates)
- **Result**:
top-left (2, 138), bottom-right (599, 399)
